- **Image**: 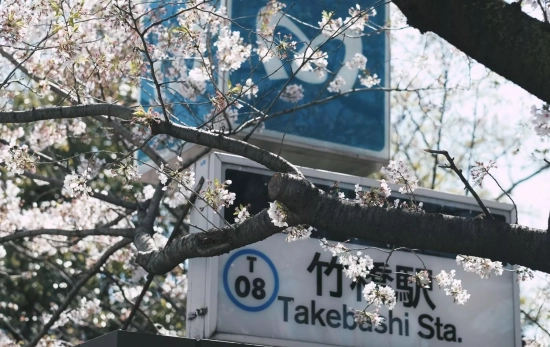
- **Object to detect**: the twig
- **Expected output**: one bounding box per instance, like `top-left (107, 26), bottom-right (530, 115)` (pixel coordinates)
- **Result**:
top-left (486, 172), bottom-right (518, 224)
top-left (121, 274), bottom-right (154, 331)
top-left (424, 149), bottom-right (494, 220)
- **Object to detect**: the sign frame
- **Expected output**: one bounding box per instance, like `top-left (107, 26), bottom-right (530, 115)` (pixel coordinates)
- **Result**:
top-left (186, 152), bottom-right (521, 347)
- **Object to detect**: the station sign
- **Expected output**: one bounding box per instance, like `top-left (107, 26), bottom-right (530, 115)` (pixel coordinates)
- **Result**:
top-left (216, 234), bottom-right (517, 346)
top-left (186, 153), bottom-right (520, 347)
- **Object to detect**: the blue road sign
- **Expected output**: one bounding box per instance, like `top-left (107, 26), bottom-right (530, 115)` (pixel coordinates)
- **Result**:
top-left (228, 0), bottom-right (388, 152)
top-left (139, 0), bottom-right (388, 165)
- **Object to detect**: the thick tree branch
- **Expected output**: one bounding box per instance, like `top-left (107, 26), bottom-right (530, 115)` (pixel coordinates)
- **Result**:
top-left (392, 0), bottom-right (550, 103)
top-left (0, 104), bottom-right (133, 123)
top-left (134, 209), bottom-right (297, 274)
top-left (0, 228), bottom-right (134, 244)
top-left (268, 173), bottom-right (550, 273)
top-left (25, 238), bottom-right (132, 347)
top-left (151, 122), bottom-right (302, 176)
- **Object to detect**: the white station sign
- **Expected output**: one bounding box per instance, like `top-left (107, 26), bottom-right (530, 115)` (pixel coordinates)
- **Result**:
top-left (186, 153), bottom-right (520, 346)
top-left (214, 234), bottom-right (519, 347)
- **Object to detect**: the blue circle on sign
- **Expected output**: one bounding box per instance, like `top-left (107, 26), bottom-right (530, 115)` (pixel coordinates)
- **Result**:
top-left (223, 249), bottom-right (279, 312)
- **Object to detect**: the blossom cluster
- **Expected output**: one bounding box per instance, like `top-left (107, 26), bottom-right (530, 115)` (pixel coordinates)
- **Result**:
top-left (456, 255), bottom-right (503, 279)
top-left (359, 73), bottom-right (381, 88)
top-left (284, 225), bottom-right (313, 242)
top-left (214, 27), bottom-right (252, 71)
top-left (280, 84), bottom-right (304, 103)
top-left (202, 179), bottom-right (236, 210)
top-left (320, 238), bottom-right (348, 256)
top-left (531, 105), bottom-right (550, 136)
top-left (470, 160), bottom-right (496, 189)
top-left (338, 251), bottom-right (374, 281)
top-left (257, 0), bottom-right (286, 38)
top-left (268, 201), bottom-right (288, 227)
top-left (434, 270), bottom-right (470, 305)
top-left (294, 47), bottom-right (329, 77)
top-left (104, 159), bottom-right (141, 190)
top-left (157, 158), bottom-right (196, 196)
top-left (346, 53), bottom-right (368, 70)
top-left (408, 270), bottom-right (431, 289)
top-left (350, 308), bottom-right (385, 326)
top-left (1, 144), bottom-right (35, 175)
top-left (380, 158), bottom-right (419, 194)
top-left (234, 205), bottom-right (251, 223)
top-left (354, 180), bottom-right (391, 207)
top-left (327, 76), bottom-right (346, 93)
top-left (63, 169), bottom-right (92, 198)
top-left (318, 4), bottom-right (377, 36)
top-left (320, 238), bottom-right (375, 286)
top-left (362, 282), bottom-right (397, 310)
top-left (516, 266), bottom-right (535, 282)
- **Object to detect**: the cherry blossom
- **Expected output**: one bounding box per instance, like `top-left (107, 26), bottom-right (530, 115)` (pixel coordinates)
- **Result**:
top-left (268, 201), bottom-right (288, 227)
top-left (284, 225), bottom-right (313, 242)
top-left (338, 251), bottom-right (374, 281)
top-left (2, 144), bottom-right (34, 175)
top-left (203, 179), bottom-right (236, 210)
top-left (408, 270), bottom-right (431, 289)
top-left (359, 73), bottom-right (381, 88)
top-left (280, 84), bottom-right (304, 103)
top-left (345, 4), bottom-right (376, 34)
top-left (530, 105), bottom-right (550, 136)
top-left (381, 158), bottom-right (419, 194)
top-left (363, 282), bottom-right (397, 310)
top-left (63, 169), bottom-right (92, 198)
top-left (470, 160), bottom-right (497, 188)
top-left (294, 47), bottom-right (329, 77)
top-left (327, 76), bottom-right (346, 93)
top-left (319, 11), bottom-right (343, 36)
top-left (346, 53), bottom-right (368, 70)
top-left (234, 205), bottom-right (251, 223)
top-left (434, 270), bottom-right (471, 305)
top-left (350, 308), bottom-right (385, 326)
top-left (456, 255), bottom-right (504, 279)
top-left (214, 27), bottom-right (252, 72)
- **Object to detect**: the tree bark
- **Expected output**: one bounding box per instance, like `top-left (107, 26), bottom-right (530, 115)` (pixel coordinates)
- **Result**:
top-left (269, 173), bottom-right (550, 273)
top-left (134, 209), bottom-right (298, 274)
top-left (392, 0), bottom-right (550, 103)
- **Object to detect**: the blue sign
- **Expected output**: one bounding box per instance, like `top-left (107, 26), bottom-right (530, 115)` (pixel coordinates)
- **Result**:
top-left (223, 249), bottom-right (279, 312)
top-left (139, 0), bottom-right (387, 165)
top-left (229, 0), bottom-right (387, 152)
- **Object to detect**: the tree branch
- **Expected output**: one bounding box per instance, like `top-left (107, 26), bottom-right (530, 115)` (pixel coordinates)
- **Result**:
top-left (151, 122), bottom-right (301, 176)
top-left (0, 104), bottom-right (133, 123)
top-left (134, 209), bottom-right (297, 274)
top-left (268, 173), bottom-right (550, 273)
top-left (392, 0), bottom-right (550, 103)
top-left (0, 228), bottom-right (134, 244)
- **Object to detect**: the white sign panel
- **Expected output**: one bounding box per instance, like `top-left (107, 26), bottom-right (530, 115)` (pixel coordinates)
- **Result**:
top-left (186, 153), bottom-right (520, 346)
top-left (215, 234), bottom-right (518, 346)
